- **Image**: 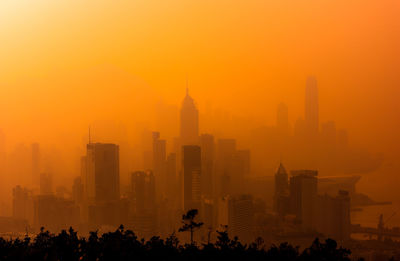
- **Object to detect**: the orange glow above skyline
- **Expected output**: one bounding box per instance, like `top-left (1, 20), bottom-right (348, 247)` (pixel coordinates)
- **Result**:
top-left (0, 0), bottom-right (399, 198)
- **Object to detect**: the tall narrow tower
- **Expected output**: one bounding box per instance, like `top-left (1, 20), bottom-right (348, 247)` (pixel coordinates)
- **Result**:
top-left (305, 76), bottom-right (319, 136)
top-left (180, 88), bottom-right (199, 146)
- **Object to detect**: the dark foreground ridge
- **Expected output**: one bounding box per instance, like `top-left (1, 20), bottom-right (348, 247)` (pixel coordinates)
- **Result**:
top-left (0, 226), bottom-right (355, 261)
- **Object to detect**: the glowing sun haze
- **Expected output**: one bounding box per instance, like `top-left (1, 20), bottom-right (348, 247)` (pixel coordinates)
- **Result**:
top-left (0, 0), bottom-right (399, 198)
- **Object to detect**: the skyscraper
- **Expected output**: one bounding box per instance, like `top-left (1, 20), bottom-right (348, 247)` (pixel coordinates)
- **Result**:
top-left (305, 76), bottom-right (319, 136)
top-left (131, 170), bottom-right (156, 214)
top-left (274, 163), bottom-right (289, 214)
top-left (152, 132), bottom-right (166, 196)
top-left (86, 143), bottom-right (120, 203)
top-left (131, 170), bottom-right (157, 238)
top-left (290, 170), bottom-right (318, 231)
top-left (31, 143), bottom-right (40, 186)
top-left (182, 145), bottom-right (201, 211)
top-left (180, 89), bottom-right (199, 146)
top-left (200, 134), bottom-right (215, 198)
top-left (216, 139), bottom-right (236, 196)
top-left (166, 153), bottom-right (177, 201)
top-left (219, 195), bottom-right (255, 243)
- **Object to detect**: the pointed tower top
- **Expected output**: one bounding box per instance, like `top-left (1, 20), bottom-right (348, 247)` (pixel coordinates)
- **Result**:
top-left (276, 162), bottom-right (287, 176)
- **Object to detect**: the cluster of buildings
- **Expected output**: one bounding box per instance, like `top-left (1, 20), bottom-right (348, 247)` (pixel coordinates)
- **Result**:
top-left (9, 79), bottom-right (354, 243)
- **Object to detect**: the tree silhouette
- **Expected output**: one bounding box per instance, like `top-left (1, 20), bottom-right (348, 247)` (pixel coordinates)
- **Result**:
top-left (179, 209), bottom-right (204, 245)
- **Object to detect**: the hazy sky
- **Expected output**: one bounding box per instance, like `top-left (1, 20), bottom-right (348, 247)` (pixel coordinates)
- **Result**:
top-left (0, 0), bottom-right (399, 165)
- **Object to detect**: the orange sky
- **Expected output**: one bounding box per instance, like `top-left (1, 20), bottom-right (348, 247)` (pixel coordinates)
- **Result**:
top-left (0, 0), bottom-right (399, 196)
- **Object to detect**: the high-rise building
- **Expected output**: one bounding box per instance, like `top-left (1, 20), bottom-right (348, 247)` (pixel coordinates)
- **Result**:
top-left (152, 132), bottom-right (166, 196)
top-left (12, 185), bottom-right (34, 224)
top-left (34, 194), bottom-right (80, 232)
top-left (131, 170), bottom-right (156, 213)
top-left (200, 134), bottom-right (215, 198)
top-left (216, 139), bottom-right (236, 196)
top-left (219, 195), bottom-right (254, 243)
top-left (72, 177), bottom-right (84, 204)
top-left (305, 76), bottom-right (319, 136)
top-left (86, 143), bottom-right (120, 203)
top-left (166, 153), bottom-right (177, 201)
top-left (131, 170), bottom-right (157, 238)
top-left (277, 103), bottom-right (289, 135)
top-left (31, 143), bottom-right (40, 186)
top-left (180, 89), bottom-right (199, 146)
top-left (182, 145), bottom-right (202, 211)
top-left (40, 173), bottom-right (53, 195)
top-left (290, 170), bottom-right (318, 231)
top-left (231, 150), bottom-right (250, 194)
top-left (274, 163), bottom-right (289, 214)
top-left (316, 190), bottom-right (351, 241)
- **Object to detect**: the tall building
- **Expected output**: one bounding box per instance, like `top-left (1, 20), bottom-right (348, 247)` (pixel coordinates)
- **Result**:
top-left (12, 186), bottom-right (34, 224)
top-left (219, 195), bottom-right (254, 243)
top-left (274, 163), bottom-right (289, 214)
top-left (86, 143), bottom-right (120, 203)
top-left (290, 170), bottom-right (318, 231)
top-left (34, 195), bottom-right (80, 232)
top-left (231, 150), bottom-right (250, 194)
top-left (131, 170), bottom-right (157, 238)
top-left (152, 132), bottom-right (166, 196)
top-left (180, 89), bottom-right (199, 146)
top-left (216, 139), bottom-right (236, 196)
top-left (200, 134), bottom-right (215, 198)
top-left (40, 173), bottom-right (53, 195)
top-left (277, 103), bottom-right (289, 135)
top-left (72, 177), bottom-right (84, 204)
top-left (316, 190), bottom-right (351, 241)
top-left (31, 143), bottom-right (40, 186)
top-left (131, 170), bottom-right (156, 213)
top-left (182, 145), bottom-right (202, 211)
top-left (166, 153), bottom-right (177, 201)
top-left (305, 76), bottom-right (319, 136)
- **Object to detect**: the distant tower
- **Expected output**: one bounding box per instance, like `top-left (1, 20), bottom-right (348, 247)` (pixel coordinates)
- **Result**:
top-left (275, 163), bottom-right (288, 197)
top-left (152, 132), bottom-right (166, 196)
top-left (305, 76), bottom-right (319, 136)
top-left (32, 143), bottom-right (40, 186)
top-left (200, 134), bottom-right (215, 198)
top-left (86, 143), bottom-right (120, 203)
top-left (277, 103), bottom-right (289, 135)
top-left (290, 170), bottom-right (318, 231)
top-left (180, 88), bottom-right (199, 146)
top-left (182, 145), bottom-right (202, 211)
top-left (274, 163), bottom-right (289, 213)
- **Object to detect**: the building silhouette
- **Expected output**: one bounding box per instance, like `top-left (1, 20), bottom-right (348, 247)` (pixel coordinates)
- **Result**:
top-left (305, 76), bottom-right (319, 136)
top-left (12, 185), bottom-right (34, 224)
top-left (216, 139), bottom-right (236, 197)
top-left (40, 173), bottom-right (53, 195)
top-left (316, 190), bottom-right (351, 241)
top-left (86, 143), bottom-right (120, 203)
top-left (219, 195), bottom-right (254, 243)
top-left (131, 170), bottom-right (157, 238)
top-left (182, 145), bottom-right (202, 211)
top-left (166, 153), bottom-right (177, 201)
top-left (273, 163), bottom-right (289, 215)
top-left (180, 89), bottom-right (199, 146)
top-left (152, 132), bottom-right (166, 197)
top-left (290, 170), bottom-right (318, 231)
top-left (31, 143), bottom-right (40, 186)
top-left (200, 134), bottom-right (215, 198)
